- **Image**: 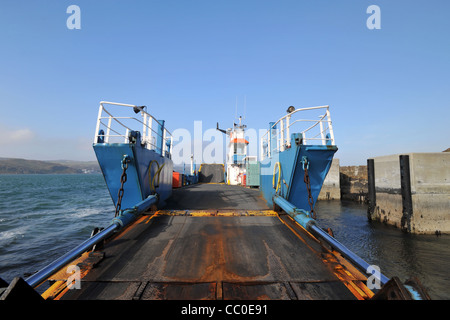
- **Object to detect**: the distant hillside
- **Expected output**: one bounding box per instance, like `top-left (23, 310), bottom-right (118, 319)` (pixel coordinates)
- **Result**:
top-left (50, 160), bottom-right (101, 173)
top-left (0, 158), bottom-right (101, 174)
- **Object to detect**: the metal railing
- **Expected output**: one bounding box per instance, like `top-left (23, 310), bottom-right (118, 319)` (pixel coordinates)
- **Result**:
top-left (260, 105), bottom-right (335, 160)
top-left (94, 101), bottom-right (173, 156)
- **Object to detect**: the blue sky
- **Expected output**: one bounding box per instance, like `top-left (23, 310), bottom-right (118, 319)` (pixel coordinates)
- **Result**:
top-left (0, 0), bottom-right (449, 165)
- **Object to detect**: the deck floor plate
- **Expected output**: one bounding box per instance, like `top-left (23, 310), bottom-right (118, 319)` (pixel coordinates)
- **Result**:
top-left (57, 184), bottom-right (359, 300)
top-left (60, 215), bottom-right (356, 300)
top-left (163, 183), bottom-right (270, 210)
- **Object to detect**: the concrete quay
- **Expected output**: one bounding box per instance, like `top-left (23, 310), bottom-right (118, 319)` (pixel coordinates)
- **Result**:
top-left (367, 153), bottom-right (450, 234)
top-left (318, 158), bottom-right (341, 200)
top-left (318, 159), bottom-right (369, 202)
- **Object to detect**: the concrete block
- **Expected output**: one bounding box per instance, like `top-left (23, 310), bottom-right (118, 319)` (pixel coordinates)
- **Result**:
top-left (318, 158), bottom-right (340, 200)
top-left (412, 193), bottom-right (450, 234)
top-left (409, 153), bottom-right (450, 194)
top-left (368, 153), bottom-right (450, 234)
top-left (373, 154), bottom-right (402, 193)
top-left (371, 193), bottom-right (403, 228)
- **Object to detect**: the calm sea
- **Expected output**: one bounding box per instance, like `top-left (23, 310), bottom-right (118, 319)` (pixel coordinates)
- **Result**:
top-left (0, 174), bottom-right (449, 299)
top-left (315, 201), bottom-right (450, 300)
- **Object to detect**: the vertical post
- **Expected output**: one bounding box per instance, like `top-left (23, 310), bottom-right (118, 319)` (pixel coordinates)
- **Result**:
top-left (142, 113), bottom-right (147, 140)
top-left (269, 122), bottom-right (277, 156)
top-left (94, 104), bottom-right (103, 143)
top-left (319, 120), bottom-right (325, 145)
top-left (280, 119), bottom-right (284, 152)
top-left (147, 117), bottom-right (153, 149)
top-left (156, 120), bottom-right (165, 155)
top-left (286, 115), bottom-right (291, 148)
top-left (106, 116), bottom-right (112, 143)
top-left (367, 159), bottom-right (376, 219)
top-left (326, 108), bottom-right (335, 145)
top-left (400, 155), bottom-right (413, 232)
top-left (162, 129), bottom-right (167, 155)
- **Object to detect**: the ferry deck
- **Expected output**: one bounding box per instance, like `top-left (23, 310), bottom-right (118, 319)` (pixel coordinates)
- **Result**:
top-left (41, 183), bottom-right (374, 300)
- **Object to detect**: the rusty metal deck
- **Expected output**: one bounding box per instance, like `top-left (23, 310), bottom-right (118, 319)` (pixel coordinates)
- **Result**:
top-left (163, 183), bottom-right (270, 210)
top-left (44, 184), bottom-right (372, 300)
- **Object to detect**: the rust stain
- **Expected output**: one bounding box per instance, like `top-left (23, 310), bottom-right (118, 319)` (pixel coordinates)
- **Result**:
top-left (45, 210), bottom-right (376, 300)
top-left (142, 239), bottom-right (174, 281)
top-left (144, 213), bottom-right (160, 224)
top-left (112, 215), bottom-right (150, 240)
top-left (42, 251), bottom-right (104, 300)
top-left (321, 251), bottom-right (374, 300)
top-left (276, 214), bottom-right (323, 256)
top-left (278, 213), bottom-right (375, 300)
top-left (149, 216), bottom-right (273, 284)
top-left (260, 240), bottom-right (290, 281)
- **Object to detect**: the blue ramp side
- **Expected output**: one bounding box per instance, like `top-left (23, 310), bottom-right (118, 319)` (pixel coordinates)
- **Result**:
top-left (287, 145), bottom-right (337, 211)
top-left (132, 144), bottom-right (173, 202)
top-left (94, 143), bottom-right (174, 210)
top-left (260, 146), bottom-right (300, 209)
top-left (93, 143), bottom-right (144, 210)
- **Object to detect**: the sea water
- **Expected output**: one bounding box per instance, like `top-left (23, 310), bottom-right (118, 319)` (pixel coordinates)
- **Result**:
top-left (0, 174), bottom-right (112, 287)
top-left (315, 201), bottom-right (450, 300)
top-left (0, 174), bottom-right (449, 299)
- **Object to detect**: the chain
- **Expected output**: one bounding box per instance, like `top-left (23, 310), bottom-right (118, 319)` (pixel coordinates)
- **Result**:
top-left (115, 155), bottom-right (129, 217)
top-left (302, 157), bottom-right (316, 219)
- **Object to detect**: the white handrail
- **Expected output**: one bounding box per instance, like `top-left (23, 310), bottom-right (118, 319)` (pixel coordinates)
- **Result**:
top-left (98, 101), bottom-right (173, 136)
top-left (94, 101), bottom-right (172, 156)
top-left (260, 105), bottom-right (335, 160)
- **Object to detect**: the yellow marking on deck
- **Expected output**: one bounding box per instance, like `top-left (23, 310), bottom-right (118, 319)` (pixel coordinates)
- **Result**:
top-left (154, 210), bottom-right (278, 216)
top-left (197, 182), bottom-right (225, 185)
top-left (144, 212), bottom-right (161, 223)
top-left (41, 250), bottom-right (104, 300)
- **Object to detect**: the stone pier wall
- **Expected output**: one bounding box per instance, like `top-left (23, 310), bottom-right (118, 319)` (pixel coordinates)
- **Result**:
top-left (339, 165), bottom-right (368, 202)
top-left (318, 160), bottom-right (369, 201)
top-left (367, 153), bottom-right (450, 234)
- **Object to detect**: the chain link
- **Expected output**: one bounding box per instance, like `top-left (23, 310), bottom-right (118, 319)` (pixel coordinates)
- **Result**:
top-left (302, 157), bottom-right (316, 219)
top-left (115, 156), bottom-right (129, 217)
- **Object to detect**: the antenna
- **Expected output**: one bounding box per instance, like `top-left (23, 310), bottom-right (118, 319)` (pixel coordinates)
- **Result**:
top-left (235, 96), bottom-right (238, 121)
top-left (216, 122), bottom-right (226, 134)
top-left (243, 95), bottom-right (246, 120)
